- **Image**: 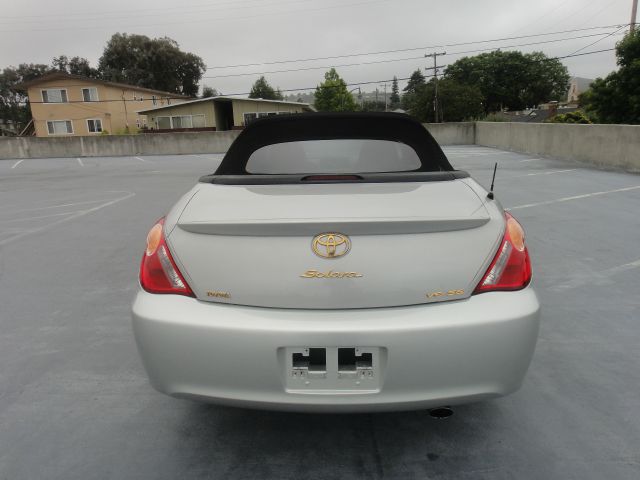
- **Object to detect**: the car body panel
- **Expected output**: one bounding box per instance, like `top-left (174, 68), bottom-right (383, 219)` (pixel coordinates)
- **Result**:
top-left (132, 113), bottom-right (540, 411)
top-left (132, 287), bottom-right (540, 413)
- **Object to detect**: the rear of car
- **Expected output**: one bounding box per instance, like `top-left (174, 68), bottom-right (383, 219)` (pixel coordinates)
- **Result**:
top-left (132, 113), bottom-right (540, 412)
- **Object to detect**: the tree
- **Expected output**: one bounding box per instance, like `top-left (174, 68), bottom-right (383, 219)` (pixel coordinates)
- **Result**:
top-left (98, 33), bottom-right (205, 97)
top-left (401, 69), bottom-right (426, 111)
top-left (403, 69), bottom-right (425, 94)
top-left (580, 30), bottom-right (640, 124)
top-left (248, 76), bottom-right (283, 100)
top-left (201, 86), bottom-right (218, 98)
top-left (0, 63), bottom-right (53, 130)
top-left (390, 76), bottom-right (400, 109)
top-left (403, 78), bottom-right (484, 122)
top-left (359, 100), bottom-right (387, 112)
top-left (314, 68), bottom-right (357, 111)
top-left (52, 55), bottom-right (100, 78)
top-left (445, 50), bottom-right (569, 112)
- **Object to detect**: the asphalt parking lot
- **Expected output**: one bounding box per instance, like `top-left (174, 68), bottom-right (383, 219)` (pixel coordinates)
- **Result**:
top-left (1, 146), bottom-right (639, 479)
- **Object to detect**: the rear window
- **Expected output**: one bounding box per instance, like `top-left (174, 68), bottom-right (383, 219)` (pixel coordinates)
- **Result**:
top-left (245, 139), bottom-right (421, 174)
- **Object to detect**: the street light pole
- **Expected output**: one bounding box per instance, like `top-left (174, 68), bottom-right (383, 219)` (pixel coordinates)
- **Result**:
top-left (631, 0), bottom-right (638, 32)
top-left (344, 87), bottom-right (361, 110)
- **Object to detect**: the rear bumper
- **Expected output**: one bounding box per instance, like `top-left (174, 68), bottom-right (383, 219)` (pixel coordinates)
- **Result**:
top-left (131, 288), bottom-right (540, 412)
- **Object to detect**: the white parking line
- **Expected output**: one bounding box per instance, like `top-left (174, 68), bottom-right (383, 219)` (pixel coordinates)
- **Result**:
top-left (77, 158), bottom-right (84, 167)
top-left (135, 156), bottom-right (149, 163)
top-left (11, 160), bottom-right (24, 169)
top-left (0, 192), bottom-right (136, 247)
top-left (519, 158), bottom-right (543, 163)
top-left (508, 185), bottom-right (640, 210)
top-left (557, 258), bottom-right (640, 290)
top-left (508, 169), bottom-right (577, 178)
top-left (0, 199), bottom-right (112, 216)
top-left (4, 211), bottom-right (76, 223)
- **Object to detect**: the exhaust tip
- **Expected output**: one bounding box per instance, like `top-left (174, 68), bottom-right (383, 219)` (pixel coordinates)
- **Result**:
top-left (428, 406), bottom-right (453, 419)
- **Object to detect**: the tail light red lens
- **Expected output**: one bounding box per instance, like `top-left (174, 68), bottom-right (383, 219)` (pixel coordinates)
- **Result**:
top-left (473, 212), bottom-right (532, 294)
top-left (139, 218), bottom-right (195, 297)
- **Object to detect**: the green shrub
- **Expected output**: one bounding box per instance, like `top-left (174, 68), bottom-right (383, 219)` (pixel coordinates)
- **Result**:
top-left (480, 113), bottom-right (509, 122)
top-left (546, 110), bottom-right (592, 124)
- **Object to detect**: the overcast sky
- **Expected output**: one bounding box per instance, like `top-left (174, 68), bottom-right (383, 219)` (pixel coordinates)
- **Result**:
top-left (1, 0), bottom-right (635, 96)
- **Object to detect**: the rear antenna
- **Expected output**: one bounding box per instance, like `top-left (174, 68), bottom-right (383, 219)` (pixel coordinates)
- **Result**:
top-left (487, 162), bottom-right (498, 200)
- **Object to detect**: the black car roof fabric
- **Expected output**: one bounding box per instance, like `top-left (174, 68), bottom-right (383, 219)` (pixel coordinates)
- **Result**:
top-left (213, 112), bottom-right (453, 175)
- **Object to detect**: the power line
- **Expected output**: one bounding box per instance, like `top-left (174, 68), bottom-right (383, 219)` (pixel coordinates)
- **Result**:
top-left (0, 0), bottom-right (316, 25)
top-left (1, 0), bottom-right (272, 19)
top-left (206, 23), bottom-right (625, 69)
top-left (216, 48), bottom-right (618, 96)
top-left (9, 42), bottom-right (620, 107)
top-left (21, 46), bottom-right (614, 105)
top-left (509, 0), bottom-right (576, 36)
top-left (565, 23), bottom-right (629, 55)
top-left (555, 47), bottom-right (615, 58)
top-left (202, 31), bottom-right (622, 79)
top-left (539, 0), bottom-right (616, 34)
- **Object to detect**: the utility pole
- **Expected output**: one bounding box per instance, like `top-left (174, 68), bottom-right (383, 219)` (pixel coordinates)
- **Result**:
top-left (632, 0), bottom-right (638, 32)
top-left (425, 51), bottom-right (446, 122)
top-left (379, 83), bottom-right (389, 111)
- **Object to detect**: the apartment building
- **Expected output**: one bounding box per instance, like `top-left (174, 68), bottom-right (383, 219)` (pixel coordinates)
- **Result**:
top-left (19, 72), bottom-right (190, 137)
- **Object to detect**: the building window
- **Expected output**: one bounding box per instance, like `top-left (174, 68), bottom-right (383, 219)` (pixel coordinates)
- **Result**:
top-left (244, 112), bottom-right (280, 125)
top-left (156, 116), bottom-right (170, 129)
top-left (41, 89), bottom-right (68, 103)
top-left (81, 87), bottom-right (98, 102)
top-left (243, 113), bottom-right (258, 126)
top-left (192, 114), bottom-right (205, 128)
top-left (46, 120), bottom-right (73, 135)
top-left (86, 119), bottom-right (103, 133)
top-left (155, 115), bottom-right (206, 129)
top-left (152, 95), bottom-right (157, 106)
top-left (172, 115), bottom-right (192, 128)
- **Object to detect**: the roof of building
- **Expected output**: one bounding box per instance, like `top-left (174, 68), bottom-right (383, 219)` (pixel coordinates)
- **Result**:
top-left (497, 106), bottom-right (579, 123)
top-left (16, 72), bottom-right (191, 99)
top-left (136, 95), bottom-right (314, 114)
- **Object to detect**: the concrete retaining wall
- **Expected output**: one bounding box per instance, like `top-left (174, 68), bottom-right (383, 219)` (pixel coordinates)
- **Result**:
top-left (0, 131), bottom-right (241, 159)
top-left (424, 122), bottom-right (475, 145)
top-left (0, 123), bottom-right (475, 160)
top-left (476, 122), bottom-right (640, 172)
top-left (2, 122), bottom-right (639, 172)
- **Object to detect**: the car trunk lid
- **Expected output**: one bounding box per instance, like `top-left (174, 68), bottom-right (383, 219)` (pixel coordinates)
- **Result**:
top-left (167, 181), bottom-right (503, 309)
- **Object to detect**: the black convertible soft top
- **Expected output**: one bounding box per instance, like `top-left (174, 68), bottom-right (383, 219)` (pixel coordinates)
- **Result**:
top-left (201, 112), bottom-right (463, 185)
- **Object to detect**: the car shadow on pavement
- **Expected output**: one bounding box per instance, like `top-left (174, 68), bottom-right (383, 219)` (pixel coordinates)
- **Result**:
top-left (168, 400), bottom-right (500, 479)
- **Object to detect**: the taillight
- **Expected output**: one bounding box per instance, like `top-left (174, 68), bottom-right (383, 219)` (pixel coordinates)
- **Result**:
top-left (139, 218), bottom-right (195, 297)
top-left (473, 212), bottom-right (532, 294)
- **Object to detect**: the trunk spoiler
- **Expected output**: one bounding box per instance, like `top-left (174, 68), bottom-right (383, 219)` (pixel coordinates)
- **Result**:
top-left (177, 215), bottom-right (489, 236)
top-left (200, 170), bottom-right (470, 185)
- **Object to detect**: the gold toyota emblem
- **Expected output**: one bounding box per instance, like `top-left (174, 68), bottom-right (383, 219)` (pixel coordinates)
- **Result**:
top-left (312, 233), bottom-right (351, 259)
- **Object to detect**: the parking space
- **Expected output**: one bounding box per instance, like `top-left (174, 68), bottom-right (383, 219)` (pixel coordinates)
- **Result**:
top-left (0, 147), bottom-right (639, 479)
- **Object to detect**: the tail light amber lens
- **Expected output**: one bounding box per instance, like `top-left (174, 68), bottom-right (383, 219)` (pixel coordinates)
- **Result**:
top-left (473, 212), bottom-right (532, 294)
top-left (139, 218), bottom-right (195, 297)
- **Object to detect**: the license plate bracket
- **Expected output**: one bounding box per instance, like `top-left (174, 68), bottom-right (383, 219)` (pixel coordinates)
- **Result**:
top-left (284, 346), bottom-right (383, 393)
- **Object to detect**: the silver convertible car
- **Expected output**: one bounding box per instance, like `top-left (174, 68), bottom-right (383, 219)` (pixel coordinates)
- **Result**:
top-left (132, 113), bottom-right (540, 413)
